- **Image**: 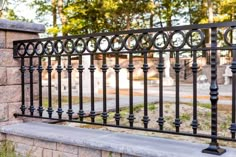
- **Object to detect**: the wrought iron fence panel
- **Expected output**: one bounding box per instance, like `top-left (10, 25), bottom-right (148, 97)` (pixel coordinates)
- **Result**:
top-left (13, 21), bottom-right (236, 155)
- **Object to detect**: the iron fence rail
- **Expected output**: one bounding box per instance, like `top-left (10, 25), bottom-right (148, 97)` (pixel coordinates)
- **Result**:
top-left (13, 21), bottom-right (236, 155)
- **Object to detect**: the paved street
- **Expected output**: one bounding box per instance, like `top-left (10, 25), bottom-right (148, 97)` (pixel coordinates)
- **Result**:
top-left (43, 84), bottom-right (233, 118)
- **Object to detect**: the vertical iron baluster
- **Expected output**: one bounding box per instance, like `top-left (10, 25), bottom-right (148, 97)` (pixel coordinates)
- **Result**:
top-left (29, 57), bottom-right (35, 116)
top-left (184, 60), bottom-right (187, 80)
top-left (20, 58), bottom-right (26, 115)
top-left (114, 52), bottom-right (121, 125)
top-left (230, 47), bottom-right (236, 138)
top-left (67, 55), bottom-right (74, 120)
top-left (191, 50), bottom-right (199, 134)
top-left (37, 57), bottom-right (44, 117)
top-left (46, 56), bottom-right (53, 118)
top-left (157, 51), bottom-right (165, 130)
top-left (142, 51), bottom-right (150, 128)
top-left (56, 56), bottom-right (63, 119)
top-left (202, 27), bottom-right (226, 155)
top-left (101, 53), bottom-right (108, 124)
top-left (78, 54), bottom-right (84, 122)
top-left (89, 54), bottom-right (96, 122)
top-left (173, 51), bottom-right (182, 132)
top-left (127, 52), bottom-right (135, 127)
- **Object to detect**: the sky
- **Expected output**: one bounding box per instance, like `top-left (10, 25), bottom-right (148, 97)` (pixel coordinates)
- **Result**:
top-left (7, 0), bottom-right (37, 22)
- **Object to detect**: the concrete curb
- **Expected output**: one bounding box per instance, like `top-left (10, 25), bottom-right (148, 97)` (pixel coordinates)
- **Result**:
top-left (0, 19), bottom-right (45, 33)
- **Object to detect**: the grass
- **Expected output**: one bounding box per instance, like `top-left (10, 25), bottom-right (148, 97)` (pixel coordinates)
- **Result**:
top-left (148, 103), bottom-right (157, 111)
top-left (0, 141), bottom-right (17, 157)
top-left (180, 113), bottom-right (191, 121)
top-left (184, 102), bottom-right (211, 109)
top-left (133, 104), bottom-right (144, 112)
top-left (198, 103), bottom-right (211, 109)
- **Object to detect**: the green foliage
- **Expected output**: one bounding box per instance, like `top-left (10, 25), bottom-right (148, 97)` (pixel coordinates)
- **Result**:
top-left (64, 0), bottom-right (154, 35)
top-left (216, 0), bottom-right (236, 22)
top-left (47, 26), bottom-right (60, 36)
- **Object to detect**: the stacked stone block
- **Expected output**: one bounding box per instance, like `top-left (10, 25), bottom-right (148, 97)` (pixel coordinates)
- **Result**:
top-left (0, 20), bottom-right (45, 141)
top-left (6, 134), bottom-right (135, 157)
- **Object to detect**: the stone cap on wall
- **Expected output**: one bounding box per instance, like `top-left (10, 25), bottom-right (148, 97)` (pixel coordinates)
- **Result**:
top-left (0, 19), bottom-right (45, 33)
top-left (1, 122), bottom-right (236, 157)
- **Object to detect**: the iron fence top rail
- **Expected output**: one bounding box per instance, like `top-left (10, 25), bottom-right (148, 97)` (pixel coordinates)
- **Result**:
top-left (13, 21), bottom-right (236, 43)
top-left (13, 21), bottom-right (236, 58)
top-left (13, 47), bottom-right (236, 59)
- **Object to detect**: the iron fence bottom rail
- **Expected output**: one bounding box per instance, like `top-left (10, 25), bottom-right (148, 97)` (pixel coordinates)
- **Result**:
top-left (14, 113), bottom-right (236, 142)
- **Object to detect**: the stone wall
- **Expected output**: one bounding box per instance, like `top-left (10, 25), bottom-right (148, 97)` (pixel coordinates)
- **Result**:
top-left (202, 65), bottom-right (226, 84)
top-left (4, 134), bottom-right (132, 157)
top-left (1, 122), bottom-right (236, 157)
top-left (0, 19), bottom-right (45, 125)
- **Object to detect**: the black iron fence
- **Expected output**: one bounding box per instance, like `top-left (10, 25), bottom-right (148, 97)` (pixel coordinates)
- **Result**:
top-left (13, 22), bottom-right (236, 155)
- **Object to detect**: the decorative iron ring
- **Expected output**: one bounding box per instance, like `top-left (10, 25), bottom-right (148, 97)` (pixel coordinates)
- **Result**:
top-left (26, 42), bottom-right (35, 56)
top-left (186, 29), bottom-right (205, 48)
top-left (110, 35), bottom-right (124, 51)
top-left (97, 36), bottom-right (110, 52)
top-left (124, 34), bottom-right (138, 50)
top-left (44, 41), bottom-right (54, 55)
top-left (64, 39), bottom-right (75, 54)
top-left (86, 37), bottom-right (97, 53)
top-left (35, 42), bottom-right (44, 56)
top-left (153, 31), bottom-right (169, 50)
top-left (54, 40), bottom-right (64, 54)
top-left (138, 33), bottom-right (152, 50)
top-left (224, 27), bottom-right (236, 46)
top-left (169, 30), bottom-right (186, 49)
top-left (17, 43), bottom-right (26, 57)
top-left (75, 38), bottom-right (86, 54)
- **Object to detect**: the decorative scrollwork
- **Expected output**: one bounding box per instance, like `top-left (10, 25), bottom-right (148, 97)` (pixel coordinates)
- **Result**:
top-left (138, 33), bottom-right (152, 49)
top-left (17, 43), bottom-right (26, 57)
top-left (111, 35), bottom-right (123, 51)
top-left (224, 27), bottom-right (236, 46)
top-left (64, 39), bottom-right (74, 54)
top-left (153, 32), bottom-right (169, 49)
top-left (26, 42), bottom-right (35, 56)
top-left (44, 41), bottom-right (54, 55)
top-left (75, 38), bottom-right (86, 54)
top-left (186, 29), bottom-right (205, 48)
top-left (54, 40), bottom-right (64, 54)
top-left (86, 37), bottom-right (97, 53)
top-left (169, 30), bottom-right (185, 49)
top-left (124, 34), bottom-right (138, 50)
top-left (98, 36), bottom-right (110, 52)
top-left (35, 42), bottom-right (44, 56)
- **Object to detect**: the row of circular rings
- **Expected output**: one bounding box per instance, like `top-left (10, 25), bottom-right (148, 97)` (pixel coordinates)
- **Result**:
top-left (17, 30), bottom-right (206, 56)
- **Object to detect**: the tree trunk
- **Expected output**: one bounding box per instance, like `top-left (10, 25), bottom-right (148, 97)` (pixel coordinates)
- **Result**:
top-left (52, 0), bottom-right (57, 37)
top-left (126, 14), bottom-right (131, 30)
top-left (166, 2), bottom-right (172, 27)
top-left (150, 12), bottom-right (154, 28)
top-left (58, 0), bottom-right (68, 36)
top-left (207, 0), bottom-right (213, 42)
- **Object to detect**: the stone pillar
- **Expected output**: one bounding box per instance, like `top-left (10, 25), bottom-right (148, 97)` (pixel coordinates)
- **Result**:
top-left (0, 19), bottom-right (45, 126)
